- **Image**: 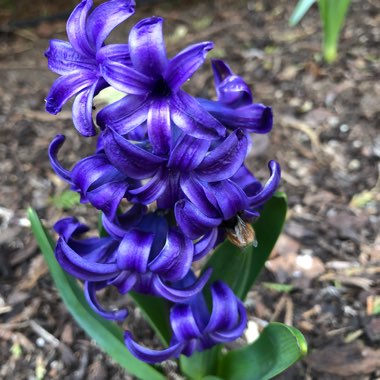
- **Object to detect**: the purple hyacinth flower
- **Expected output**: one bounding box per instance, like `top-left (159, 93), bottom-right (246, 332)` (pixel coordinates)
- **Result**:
top-left (124, 280), bottom-right (247, 363)
top-left (49, 135), bottom-right (130, 220)
top-left (197, 59), bottom-right (273, 134)
top-left (97, 17), bottom-right (226, 155)
top-left (54, 213), bottom-right (213, 312)
top-left (45, 0), bottom-right (135, 136)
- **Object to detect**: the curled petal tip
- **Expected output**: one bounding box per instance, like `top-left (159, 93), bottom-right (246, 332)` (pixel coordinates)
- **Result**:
top-left (45, 98), bottom-right (61, 115)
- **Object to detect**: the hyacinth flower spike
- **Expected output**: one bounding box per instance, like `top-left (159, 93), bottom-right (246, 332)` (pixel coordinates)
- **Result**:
top-left (125, 280), bottom-right (247, 363)
top-left (197, 59), bottom-right (273, 133)
top-left (97, 17), bottom-right (226, 155)
top-left (45, 0), bottom-right (135, 136)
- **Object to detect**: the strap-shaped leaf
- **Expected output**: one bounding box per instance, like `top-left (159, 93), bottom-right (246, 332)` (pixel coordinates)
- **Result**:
top-left (28, 208), bottom-right (165, 380)
top-left (218, 323), bottom-right (307, 380)
top-left (203, 192), bottom-right (287, 300)
top-left (289, 0), bottom-right (316, 26)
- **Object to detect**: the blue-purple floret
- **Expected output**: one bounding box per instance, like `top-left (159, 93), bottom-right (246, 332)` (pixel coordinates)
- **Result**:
top-left (45, 0), bottom-right (281, 363)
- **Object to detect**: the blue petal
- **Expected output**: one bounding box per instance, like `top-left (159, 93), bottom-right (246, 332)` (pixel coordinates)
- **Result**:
top-left (166, 42), bottom-right (213, 92)
top-left (170, 304), bottom-right (202, 341)
top-left (86, 0), bottom-right (135, 50)
top-left (128, 17), bottom-right (168, 77)
top-left (48, 135), bottom-right (72, 183)
top-left (97, 43), bottom-right (131, 66)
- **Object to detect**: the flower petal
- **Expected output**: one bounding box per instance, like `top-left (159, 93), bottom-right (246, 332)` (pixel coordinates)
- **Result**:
top-left (166, 42), bottom-right (213, 92)
top-left (86, 0), bottom-right (135, 50)
top-left (198, 99), bottom-right (273, 134)
top-left (48, 135), bottom-right (72, 183)
top-left (193, 228), bottom-right (218, 261)
top-left (128, 17), bottom-right (167, 77)
top-left (170, 304), bottom-right (202, 341)
top-left (45, 71), bottom-right (97, 115)
top-left (66, 0), bottom-right (94, 57)
top-left (117, 230), bottom-right (153, 273)
top-left (100, 60), bottom-right (154, 95)
top-left (147, 99), bottom-right (171, 155)
top-left (97, 94), bottom-right (149, 134)
top-left (175, 200), bottom-right (222, 239)
top-left (72, 80), bottom-right (104, 136)
top-left (149, 230), bottom-right (193, 282)
top-left (102, 128), bottom-right (165, 179)
top-left (168, 134), bottom-right (210, 172)
top-left (84, 281), bottom-right (128, 320)
top-left (56, 238), bottom-right (119, 281)
top-left (211, 59), bottom-right (253, 106)
top-left (248, 160), bottom-right (281, 208)
top-left (97, 43), bottom-right (131, 66)
top-left (45, 39), bottom-right (96, 75)
top-left (196, 130), bottom-right (248, 182)
top-left (170, 90), bottom-right (225, 140)
top-left (129, 167), bottom-right (168, 204)
top-left (124, 331), bottom-right (183, 364)
top-left (152, 267), bottom-right (212, 302)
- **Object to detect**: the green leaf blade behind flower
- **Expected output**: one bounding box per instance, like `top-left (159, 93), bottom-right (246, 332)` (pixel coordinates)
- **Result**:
top-left (203, 192), bottom-right (287, 301)
top-left (28, 208), bottom-right (166, 380)
top-left (289, 0), bottom-right (316, 26)
top-left (218, 323), bottom-right (307, 380)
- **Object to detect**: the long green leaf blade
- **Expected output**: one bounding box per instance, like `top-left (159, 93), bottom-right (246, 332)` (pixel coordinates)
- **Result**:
top-left (218, 323), bottom-right (307, 380)
top-left (203, 192), bottom-right (287, 300)
top-left (289, 0), bottom-right (316, 26)
top-left (28, 208), bottom-right (165, 380)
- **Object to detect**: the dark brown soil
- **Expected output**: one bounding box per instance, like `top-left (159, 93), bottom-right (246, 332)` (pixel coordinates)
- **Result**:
top-left (0, 0), bottom-right (379, 379)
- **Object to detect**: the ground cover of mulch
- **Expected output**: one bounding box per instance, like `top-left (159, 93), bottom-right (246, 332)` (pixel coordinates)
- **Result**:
top-left (0, 0), bottom-right (379, 379)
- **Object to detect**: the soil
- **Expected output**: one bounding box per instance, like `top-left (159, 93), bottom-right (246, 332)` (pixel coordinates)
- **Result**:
top-left (0, 0), bottom-right (379, 379)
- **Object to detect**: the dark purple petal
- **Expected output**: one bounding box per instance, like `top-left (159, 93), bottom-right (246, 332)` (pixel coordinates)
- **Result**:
top-left (87, 181), bottom-right (128, 220)
top-left (205, 281), bottom-right (240, 332)
top-left (211, 59), bottom-right (253, 106)
top-left (166, 42), bottom-right (213, 92)
top-left (56, 238), bottom-right (119, 281)
top-left (101, 204), bottom-right (147, 239)
top-left (156, 171), bottom-right (181, 209)
top-left (86, 0), bottom-right (135, 50)
top-left (97, 44), bottom-right (131, 66)
top-left (124, 331), bottom-right (183, 364)
top-left (54, 217), bottom-right (88, 241)
top-left (103, 129), bottom-right (165, 179)
top-left (48, 135), bottom-right (72, 183)
top-left (66, 0), bottom-right (94, 57)
top-left (206, 180), bottom-right (248, 220)
top-left (129, 167), bottom-right (168, 204)
top-left (170, 304), bottom-right (202, 341)
top-left (180, 175), bottom-right (218, 218)
top-left (168, 134), bottom-right (210, 172)
top-left (72, 80), bottom-right (99, 136)
top-left (231, 165), bottom-right (259, 190)
top-left (84, 281), bottom-right (128, 320)
top-left (248, 160), bottom-right (281, 208)
top-left (97, 95), bottom-right (149, 134)
top-left (117, 230), bottom-right (153, 273)
top-left (45, 71), bottom-right (97, 115)
top-left (198, 99), bottom-right (273, 134)
top-left (149, 230), bottom-right (193, 282)
top-left (209, 301), bottom-right (247, 342)
top-left (128, 17), bottom-right (167, 77)
top-left (196, 130), bottom-right (248, 182)
top-left (100, 61), bottom-right (154, 95)
top-left (175, 200), bottom-right (222, 239)
top-left (152, 267), bottom-right (212, 302)
top-left (45, 39), bottom-right (96, 75)
top-left (147, 99), bottom-right (171, 154)
top-left (170, 90), bottom-right (225, 140)
top-left (193, 228), bottom-right (218, 261)
top-left (109, 271), bottom-right (138, 294)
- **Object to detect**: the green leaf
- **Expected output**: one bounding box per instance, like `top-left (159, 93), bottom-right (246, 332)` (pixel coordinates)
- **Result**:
top-left (51, 190), bottom-right (81, 210)
top-left (262, 282), bottom-right (294, 293)
top-left (180, 346), bottom-right (221, 380)
top-left (289, 0), bottom-right (316, 26)
top-left (28, 208), bottom-right (165, 380)
top-left (218, 323), bottom-right (307, 380)
top-left (203, 192), bottom-right (287, 300)
top-left (129, 292), bottom-right (172, 345)
top-left (318, 0), bottom-right (351, 62)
